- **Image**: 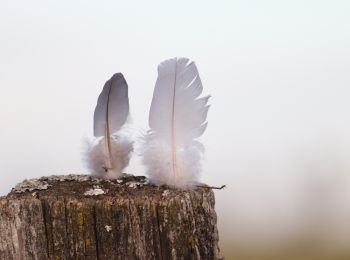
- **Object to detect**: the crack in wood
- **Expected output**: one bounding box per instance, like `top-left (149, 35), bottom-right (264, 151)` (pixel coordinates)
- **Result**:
top-left (156, 204), bottom-right (164, 260)
top-left (93, 204), bottom-right (100, 260)
top-left (39, 199), bottom-right (50, 259)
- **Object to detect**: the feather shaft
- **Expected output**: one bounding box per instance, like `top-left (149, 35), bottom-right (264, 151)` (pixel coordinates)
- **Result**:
top-left (171, 62), bottom-right (178, 178)
top-left (104, 84), bottom-right (112, 170)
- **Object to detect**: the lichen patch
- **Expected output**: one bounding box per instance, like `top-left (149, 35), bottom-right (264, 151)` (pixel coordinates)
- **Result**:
top-left (12, 179), bottom-right (51, 193)
top-left (84, 186), bottom-right (106, 196)
top-left (105, 225), bottom-right (112, 232)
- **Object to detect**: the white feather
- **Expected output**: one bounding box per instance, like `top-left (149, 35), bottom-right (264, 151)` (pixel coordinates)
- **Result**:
top-left (143, 57), bottom-right (210, 188)
top-left (84, 73), bottom-right (133, 178)
top-left (84, 133), bottom-right (133, 178)
top-left (94, 73), bottom-right (129, 137)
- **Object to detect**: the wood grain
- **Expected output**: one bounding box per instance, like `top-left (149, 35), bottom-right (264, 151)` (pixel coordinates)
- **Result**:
top-left (0, 175), bottom-right (220, 260)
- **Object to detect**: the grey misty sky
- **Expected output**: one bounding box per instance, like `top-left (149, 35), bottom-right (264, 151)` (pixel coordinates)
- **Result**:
top-left (1, 0), bottom-right (350, 252)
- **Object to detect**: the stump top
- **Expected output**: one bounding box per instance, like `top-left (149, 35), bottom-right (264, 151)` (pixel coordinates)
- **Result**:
top-left (5, 174), bottom-right (210, 201)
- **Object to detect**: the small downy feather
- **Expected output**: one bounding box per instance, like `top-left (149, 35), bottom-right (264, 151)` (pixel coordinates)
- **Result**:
top-left (142, 57), bottom-right (210, 188)
top-left (84, 73), bottom-right (133, 178)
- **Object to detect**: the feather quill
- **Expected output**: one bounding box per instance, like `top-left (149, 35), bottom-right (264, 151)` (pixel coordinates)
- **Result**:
top-left (84, 73), bottom-right (133, 178)
top-left (142, 57), bottom-right (210, 188)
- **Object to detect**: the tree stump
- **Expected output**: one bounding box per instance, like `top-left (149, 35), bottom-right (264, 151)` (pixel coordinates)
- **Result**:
top-left (0, 174), bottom-right (220, 259)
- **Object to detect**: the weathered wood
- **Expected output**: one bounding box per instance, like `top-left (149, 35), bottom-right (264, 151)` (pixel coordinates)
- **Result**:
top-left (0, 175), bottom-right (220, 259)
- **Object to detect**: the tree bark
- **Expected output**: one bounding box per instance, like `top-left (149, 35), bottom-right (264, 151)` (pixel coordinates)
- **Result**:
top-left (0, 175), bottom-right (220, 260)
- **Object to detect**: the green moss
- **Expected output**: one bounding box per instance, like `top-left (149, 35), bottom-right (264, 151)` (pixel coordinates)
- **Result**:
top-left (187, 234), bottom-right (194, 247)
top-left (168, 202), bottom-right (177, 219)
top-left (77, 211), bottom-right (84, 232)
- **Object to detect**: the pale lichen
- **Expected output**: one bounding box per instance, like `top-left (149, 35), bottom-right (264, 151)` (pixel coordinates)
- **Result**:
top-left (105, 225), bottom-right (112, 232)
top-left (162, 190), bottom-right (170, 197)
top-left (13, 179), bottom-right (51, 193)
top-left (84, 186), bottom-right (106, 196)
top-left (127, 181), bottom-right (143, 188)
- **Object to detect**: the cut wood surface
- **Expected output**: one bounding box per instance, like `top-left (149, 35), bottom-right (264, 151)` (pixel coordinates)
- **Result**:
top-left (0, 174), bottom-right (221, 260)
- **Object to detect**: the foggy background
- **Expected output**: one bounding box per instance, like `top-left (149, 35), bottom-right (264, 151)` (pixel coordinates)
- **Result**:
top-left (1, 0), bottom-right (350, 258)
